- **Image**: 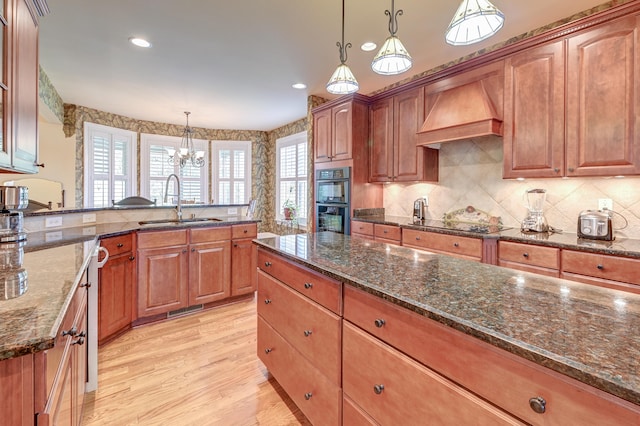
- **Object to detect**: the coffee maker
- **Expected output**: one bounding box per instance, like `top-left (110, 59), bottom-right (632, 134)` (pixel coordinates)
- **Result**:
top-left (521, 188), bottom-right (549, 233)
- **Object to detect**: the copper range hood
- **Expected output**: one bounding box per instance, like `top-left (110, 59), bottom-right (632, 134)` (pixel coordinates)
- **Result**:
top-left (417, 80), bottom-right (503, 145)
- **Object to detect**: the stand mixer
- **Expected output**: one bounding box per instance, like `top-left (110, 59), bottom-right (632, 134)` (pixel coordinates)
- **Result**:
top-left (521, 188), bottom-right (549, 233)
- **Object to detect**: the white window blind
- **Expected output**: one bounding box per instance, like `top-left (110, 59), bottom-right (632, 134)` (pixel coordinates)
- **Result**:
top-left (83, 123), bottom-right (137, 208)
top-left (276, 132), bottom-right (307, 224)
top-left (140, 134), bottom-right (209, 205)
top-left (211, 141), bottom-right (251, 204)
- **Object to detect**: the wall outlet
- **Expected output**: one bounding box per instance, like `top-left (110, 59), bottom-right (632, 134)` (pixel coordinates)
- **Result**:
top-left (45, 216), bottom-right (63, 228)
top-left (45, 231), bottom-right (62, 242)
top-left (227, 208), bottom-right (238, 215)
top-left (598, 198), bottom-right (613, 211)
top-left (83, 213), bottom-right (97, 223)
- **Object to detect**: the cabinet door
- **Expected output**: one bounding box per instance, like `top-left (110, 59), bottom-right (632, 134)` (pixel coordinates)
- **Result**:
top-left (98, 253), bottom-right (134, 345)
top-left (503, 40), bottom-right (565, 178)
top-left (394, 87), bottom-right (429, 182)
top-left (137, 246), bottom-right (189, 317)
top-left (189, 240), bottom-right (231, 305)
top-left (231, 237), bottom-right (257, 296)
top-left (72, 294), bottom-right (88, 426)
top-left (0, 355), bottom-right (34, 426)
top-left (368, 97), bottom-right (393, 182)
top-left (11, 0), bottom-right (38, 173)
top-left (313, 107), bottom-right (332, 163)
top-left (0, 1), bottom-right (9, 168)
top-left (332, 101), bottom-right (352, 161)
top-left (566, 15), bottom-right (640, 176)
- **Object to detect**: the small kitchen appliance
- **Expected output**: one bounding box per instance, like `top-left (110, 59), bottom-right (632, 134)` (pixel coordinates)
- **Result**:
top-left (0, 185), bottom-right (28, 242)
top-left (577, 210), bottom-right (615, 241)
top-left (521, 188), bottom-right (549, 233)
top-left (413, 197), bottom-right (428, 221)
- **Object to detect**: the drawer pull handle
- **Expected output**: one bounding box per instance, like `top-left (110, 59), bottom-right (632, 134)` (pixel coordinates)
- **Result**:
top-left (597, 264), bottom-right (604, 270)
top-left (264, 348), bottom-right (272, 354)
top-left (80, 282), bottom-right (91, 288)
top-left (415, 236), bottom-right (421, 241)
top-left (264, 299), bottom-right (272, 305)
top-left (529, 396), bottom-right (546, 414)
top-left (129, 256), bottom-right (135, 261)
top-left (72, 337), bottom-right (85, 346)
top-left (374, 318), bottom-right (386, 328)
top-left (304, 282), bottom-right (313, 289)
top-left (304, 392), bottom-right (313, 400)
top-left (522, 253), bottom-right (529, 258)
top-left (62, 327), bottom-right (77, 337)
top-left (243, 229), bottom-right (248, 233)
top-left (264, 261), bottom-right (272, 267)
top-left (117, 243), bottom-right (124, 248)
top-left (383, 230), bottom-right (388, 233)
top-left (182, 249), bottom-right (188, 254)
top-left (453, 242), bottom-right (459, 247)
top-left (304, 330), bottom-right (313, 337)
top-left (373, 384), bottom-right (385, 395)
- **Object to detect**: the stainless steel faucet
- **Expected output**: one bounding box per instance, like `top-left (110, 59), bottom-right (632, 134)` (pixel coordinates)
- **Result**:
top-left (164, 173), bottom-right (182, 221)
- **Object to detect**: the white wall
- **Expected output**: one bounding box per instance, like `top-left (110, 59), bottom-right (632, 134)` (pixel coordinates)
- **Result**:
top-left (384, 136), bottom-right (640, 239)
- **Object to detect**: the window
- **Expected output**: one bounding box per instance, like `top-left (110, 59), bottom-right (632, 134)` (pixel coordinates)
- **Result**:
top-left (83, 123), bottom-right (137, 208)
top-left (211, 141), bottom-right (251, 204)
top-left (140, 134), bottom-right (209, 205)
top-left (276, 131), bottom-right (307, 225)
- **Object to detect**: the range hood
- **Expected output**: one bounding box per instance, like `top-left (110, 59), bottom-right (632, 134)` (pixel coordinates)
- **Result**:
top-left (417, 80), bottom-right (502, 145)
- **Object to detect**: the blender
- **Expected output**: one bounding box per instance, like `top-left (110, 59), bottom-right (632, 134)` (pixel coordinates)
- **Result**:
top-left (521, 189), bottom-right (549, 233)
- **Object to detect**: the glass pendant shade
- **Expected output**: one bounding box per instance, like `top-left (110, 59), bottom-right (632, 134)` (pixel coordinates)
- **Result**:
top-left (166, 112), bottom-right (205, 168)
top-left (326, 63), bottom-right (359, 95)
top-left (445, 0), bottom-right (505, 46)
top-left (371, 35), bottom-right (412, 75)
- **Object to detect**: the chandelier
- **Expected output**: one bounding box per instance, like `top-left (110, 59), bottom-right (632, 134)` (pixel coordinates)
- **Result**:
top-left (371, 0), bottom-right (412, 75)
top-left (326, 0), bottom-right (359, 95)
top-left (445, 0), bottom-right (505, 46)
top-left (166, 112), bottom-right (205, 168)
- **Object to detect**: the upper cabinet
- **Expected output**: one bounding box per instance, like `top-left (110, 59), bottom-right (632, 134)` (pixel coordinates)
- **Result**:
top-left (369, 87), bottom-right (438, 182)
top-left (504, 13), bottom-right (640, 178)
top-left (0, 0), bottom-right (39, 174)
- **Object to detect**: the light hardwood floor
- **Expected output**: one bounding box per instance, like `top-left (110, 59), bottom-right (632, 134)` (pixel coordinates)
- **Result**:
top-left (82, 296), bottom-right (311, 426)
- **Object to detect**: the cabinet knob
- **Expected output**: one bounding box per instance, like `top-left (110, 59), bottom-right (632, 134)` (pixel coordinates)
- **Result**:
top-left (415, 236), bottom-right (421, 241)
top-left (373, 384), bottom-right (385, 395)
top-left (522, 253), bottom-right (529, 258)
top-left (554, 168), bottom-right (560, 173)
top-left (453, 242), bottom-right (459, 247)
top-left (304, 392), bottom-right (313, 400)
top-left (304, 330), bottom-right (313, 337)
top-left (117, 243), bottom-right (124, 248)
top-left (129, 256), bottom-right (135, 261)
top-left (243, 229), bottom-right (248, 233)
top-left (304, 282), bottom-right (313, 289)
top-left (568, 167), bottom-right (575, 172)
top-left (191, 248), bottom-right (196, 252)
top-left (264, 299), bottom-right (272, 305)
top-left (234, 243), bottom-right (238, 247)
top-left (529, 396), bottom-right (546, 414)
top-left (264, 348), bottom-right (272, 354)
top-left (80, 282), bottom-right (92, 288)
top-left (182, 249), bottom-right (188, 254)
top-left (597, 264), bottom-right (604, 270)
top-left (62, 326), bottom-right (77, 337)
top-left (34, 162), bottom-right (45, 168)
top-left (374, 318), bottom-right (386, 328)
top-left (264, 261), bottom-right (272, 267)
top-left (72, 337), bottom-right (85, 346)
top-left (383, 230), bottom-right (388, 234)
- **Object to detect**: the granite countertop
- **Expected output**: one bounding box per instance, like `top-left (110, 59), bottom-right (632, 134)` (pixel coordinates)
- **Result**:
top-left (352, 215), bottom-right (640, 258)
top-left (0, 217), bottom-right (260, 361)
top-left (253, 232), bottom-right (640, 406)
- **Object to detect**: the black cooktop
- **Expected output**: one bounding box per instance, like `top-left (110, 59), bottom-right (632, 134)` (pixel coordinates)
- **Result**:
top-left (408, 219), bottom-right (512, 235)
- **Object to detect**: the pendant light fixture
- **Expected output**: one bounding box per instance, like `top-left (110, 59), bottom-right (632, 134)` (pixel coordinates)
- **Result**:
top-left (445, 0), bottom-right (505, 46)
top-left (326, 0), bottom-right (359, 95)
top-left (166, 112), bottom-right (205, 168)
top-left (371, 0), bottom-right (412, 75)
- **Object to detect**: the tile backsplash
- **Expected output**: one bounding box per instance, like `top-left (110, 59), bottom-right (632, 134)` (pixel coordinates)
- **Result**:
top-left (383, 136), bottom-right (640, 239)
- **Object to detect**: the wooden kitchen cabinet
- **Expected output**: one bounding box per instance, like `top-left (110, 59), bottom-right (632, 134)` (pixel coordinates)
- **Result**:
top-left (189, 226), bottom-right (231, 305)
top-left (373, 223), bottom-right (401, 245)
top-left (561, 249), bottom-right (640, 294)
top-left (369, 88), bottom-right (438, 182)
top-left (0, 354), bottom-right (34, 426)
top-left (350, 220), bottom-right (374, 241)
top-left (498, 240), bottom-right (560, 277)
top-left (402, 228), bottom-right (483, 262)
top-left (231, 223), bottom-right (257, 296)
top-left (98, 234), bottom-right (135, 345)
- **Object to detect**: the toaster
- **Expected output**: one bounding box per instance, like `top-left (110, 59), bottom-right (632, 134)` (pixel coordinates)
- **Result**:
top-left (577, 210), bottom-right (614, 241)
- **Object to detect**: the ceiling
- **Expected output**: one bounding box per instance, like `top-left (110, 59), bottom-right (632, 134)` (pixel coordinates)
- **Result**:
top-left (39, 0), bottom-right (607, 131)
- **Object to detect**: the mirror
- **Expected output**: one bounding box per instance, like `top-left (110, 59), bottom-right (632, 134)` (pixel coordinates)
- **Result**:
top-left (2, 178), bottom-right (64, 212)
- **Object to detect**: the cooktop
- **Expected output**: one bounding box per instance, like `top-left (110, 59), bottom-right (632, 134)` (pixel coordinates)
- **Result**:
top-left (408, 219), bottom-right (512, 235)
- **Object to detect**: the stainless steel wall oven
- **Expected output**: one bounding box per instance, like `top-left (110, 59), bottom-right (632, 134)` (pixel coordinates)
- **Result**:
top-left (315, 167), bottom-right (350, 234)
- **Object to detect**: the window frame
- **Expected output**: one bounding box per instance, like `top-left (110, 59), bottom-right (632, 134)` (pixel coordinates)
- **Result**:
top-left (211, 140), bottom-right (252, 205)
top-left (275, 131), bottom-right (308, 225)
top-left (83, 122), bottom-right (137, 208)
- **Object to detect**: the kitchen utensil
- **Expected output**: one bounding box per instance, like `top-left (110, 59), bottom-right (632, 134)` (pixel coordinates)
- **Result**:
top-left (578, 210), bottom-right (614, 241)
top-left (521, 189), bottom-right (549, 233)
top-left (0, 186), bottom-right (28, 242)
top-left (413, 197), bottom-right (428, 221)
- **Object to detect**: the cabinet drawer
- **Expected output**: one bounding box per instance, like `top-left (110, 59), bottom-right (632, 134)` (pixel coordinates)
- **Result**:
top-left (257, 316), bottom-right (341, 426)
top-left (257, 249), bottom-right (342, 314)
top-left (190, 226), bottom-right (231, 243)
top-left (351, 221), bottom-right (374, 237)
top-left (343, 322), bottom-right (521, 425)
top-left (231, 223), bottom-right (257, 239)
top-left (498, 241), bottom-right (559, 269)
top-left (100, 234), bottom-right (133, 258)
top-left (562, 250), bottom-right (640, 286)
top-left (257, 271), bottom-right (341, 384)
top-left (137, 229), bottom-right (188, 249)
top-left (344, 286), bottom-right (640, 425)
top-left (374, 224), bottom-right (401, 242)
top-left (402, 229), bottom-right (482, 260)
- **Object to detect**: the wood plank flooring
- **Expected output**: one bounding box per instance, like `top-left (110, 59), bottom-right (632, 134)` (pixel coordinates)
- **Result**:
top-left (82, 296), bottom-right (311, 425)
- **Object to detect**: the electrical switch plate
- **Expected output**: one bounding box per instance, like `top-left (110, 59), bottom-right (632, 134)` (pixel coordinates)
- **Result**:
top-left (45, 216), bottom-right (63, 228)
top-left (598, 198), bottom-right (613, 211)
top-left (83, 213), bottom-right (97, 223)
top-left (227, 208), bottom-right (238, 215)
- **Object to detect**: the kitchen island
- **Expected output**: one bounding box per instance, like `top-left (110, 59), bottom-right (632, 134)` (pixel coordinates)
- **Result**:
top-left (254, 232), bottom-right (640, 424)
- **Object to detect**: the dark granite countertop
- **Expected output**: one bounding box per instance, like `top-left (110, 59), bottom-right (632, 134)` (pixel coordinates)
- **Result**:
top-left (352, 215), bottom-right (640, 258)
top-left (0, 217), bottom-right (260, 361)
top-left (253, 232), bottom-right (640, 406)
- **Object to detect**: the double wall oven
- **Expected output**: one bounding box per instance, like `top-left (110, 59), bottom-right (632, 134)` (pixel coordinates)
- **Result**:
top-left (315, 167), bottom-right (351, 235)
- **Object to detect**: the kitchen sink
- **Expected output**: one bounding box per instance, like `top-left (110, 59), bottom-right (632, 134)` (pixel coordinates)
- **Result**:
top-left (138, 218), bottom-right (223, 226)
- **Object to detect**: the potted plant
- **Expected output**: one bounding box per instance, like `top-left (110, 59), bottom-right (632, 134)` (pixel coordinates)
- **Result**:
top-left (283, 198), bottom-right (297, 220)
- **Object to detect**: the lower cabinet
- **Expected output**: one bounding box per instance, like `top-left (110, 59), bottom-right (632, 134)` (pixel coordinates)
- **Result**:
top-left (351, 221), bottom-right (374, 241)
top-left (231, 223), bottom-right (258, 296)
top-left (351, 221), bottom-right (401, 245)
top-left (498, 240), bottom-right (560, 277)
top-left (0, 354), bottom-right (34, 426)
top-left (561, 249), bottom-right (640, 294)
top-left (402, 228), bottom-right (483, 261)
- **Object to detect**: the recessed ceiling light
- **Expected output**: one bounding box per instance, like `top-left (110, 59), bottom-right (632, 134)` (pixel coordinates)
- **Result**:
top-left (361, 42), bottom-right (377, 52)
top-left (129, 37), bottom-right (151, 48)
top-left (292, 83), bottom-right (307, 89)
